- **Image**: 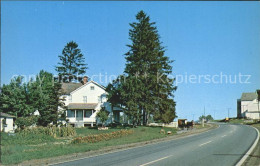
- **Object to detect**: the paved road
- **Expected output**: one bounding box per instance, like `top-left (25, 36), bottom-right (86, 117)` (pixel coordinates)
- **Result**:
top-left (54, 124), bottom-right (258, 166)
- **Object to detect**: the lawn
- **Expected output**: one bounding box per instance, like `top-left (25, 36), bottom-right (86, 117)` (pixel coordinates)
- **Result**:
top-left (0, 126), bottom-right (177, 165)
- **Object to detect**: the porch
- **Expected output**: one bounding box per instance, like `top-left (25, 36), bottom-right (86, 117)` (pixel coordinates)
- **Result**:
top-left (66, 103), bottom-right (98, 127)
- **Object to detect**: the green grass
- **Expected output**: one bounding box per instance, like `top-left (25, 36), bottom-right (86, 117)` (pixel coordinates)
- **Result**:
top-left (1, 126), bottom-right (177, 165)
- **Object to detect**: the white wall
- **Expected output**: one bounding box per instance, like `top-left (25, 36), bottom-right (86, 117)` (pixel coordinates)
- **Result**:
top-left (241, 99), bottom-right (260, 119)
top-left (0, 117), bottom-right (14, 132)
top-left (61, 81), bottom-right (113, 124)
top-left (71, 82), bottom-right (107, 104)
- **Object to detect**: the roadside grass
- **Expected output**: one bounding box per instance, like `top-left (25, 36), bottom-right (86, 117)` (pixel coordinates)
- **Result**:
top-left (242, 123), bottom-right (260, 166)
top-left (193, 124), bottom-right (210, 129)
top-left (1, 126), bottom-right (177, 165)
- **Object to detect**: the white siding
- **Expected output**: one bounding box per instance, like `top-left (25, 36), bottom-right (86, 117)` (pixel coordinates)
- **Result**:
top-left (0, 117), bottom-right (14, 132)
top-left (61, 81), bottom-right (113, 125)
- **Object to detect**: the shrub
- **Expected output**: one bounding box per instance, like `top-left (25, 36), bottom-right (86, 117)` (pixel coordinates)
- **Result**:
top-left (15, 115), bottom-right (39, 129)
top-left (72, 129), bottom-right (133, 144)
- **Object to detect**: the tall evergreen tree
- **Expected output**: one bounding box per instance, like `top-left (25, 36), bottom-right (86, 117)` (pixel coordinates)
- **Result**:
top-left (56, 41), bottom-right (87, 82)
top-left (124, 10), bottom-right (177, 125)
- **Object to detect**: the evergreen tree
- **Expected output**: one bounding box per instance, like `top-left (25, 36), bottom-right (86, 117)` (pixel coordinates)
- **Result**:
top-left (123, 10), bottom-right (177, 125)
top-left (55, 41), bottom-right (87, 82)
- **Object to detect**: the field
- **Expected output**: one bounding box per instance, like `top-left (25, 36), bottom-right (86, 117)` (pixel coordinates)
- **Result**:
top-left (1, 126), bottom-right (177, 165)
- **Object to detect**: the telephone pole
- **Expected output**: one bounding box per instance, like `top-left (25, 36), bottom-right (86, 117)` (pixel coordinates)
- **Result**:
top-left (227, 108), bottom-right (231, 119)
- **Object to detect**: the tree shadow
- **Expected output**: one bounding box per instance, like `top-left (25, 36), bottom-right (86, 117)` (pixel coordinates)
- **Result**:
top-left (213, 153), bottom-right (260, 158)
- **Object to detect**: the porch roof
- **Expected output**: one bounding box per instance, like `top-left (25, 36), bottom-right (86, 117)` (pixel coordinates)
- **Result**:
top-left (0, 112), bottom-right (15, 118)
top-left (68, 103), bottom-right (98, 110)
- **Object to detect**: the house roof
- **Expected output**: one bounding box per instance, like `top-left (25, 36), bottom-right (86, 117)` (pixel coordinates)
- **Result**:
top-left (61, 83), bottom-right (83, 95)
top-left (241, 92), bottom-right (257, 101)
top-left (0, 112), bottom-right (15, 118)
top-left (68, 103), bottom-right (98, 110)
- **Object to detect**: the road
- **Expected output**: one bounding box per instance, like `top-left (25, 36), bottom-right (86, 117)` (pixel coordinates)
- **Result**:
top-left (53, 124), bottom-right (258, 166)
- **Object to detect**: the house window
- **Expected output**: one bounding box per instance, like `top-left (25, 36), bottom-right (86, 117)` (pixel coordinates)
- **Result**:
top-left (68, 95), bottom-right (72, 102)
top-left (67, 110), bottom-right (75, 117)
top-left (83, 96), bottom-right (87, 103)
top-left (84, 110), bottom-right (93, 118)
top-left (90, 86), bottom-right (95, 90)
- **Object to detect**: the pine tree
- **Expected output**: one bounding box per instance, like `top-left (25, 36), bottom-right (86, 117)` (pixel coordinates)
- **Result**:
top-left (55, 41), bottom-right (87, 82)
top-left (124, 10), bottom-right (177, 125)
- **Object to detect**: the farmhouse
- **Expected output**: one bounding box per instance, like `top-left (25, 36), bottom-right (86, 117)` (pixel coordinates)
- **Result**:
top-left (237, 90), bottom-right (260, 120)
top-left (0, 112), bottom-right (15, 132)
top-left (61, 77), bottom-right (121, 127)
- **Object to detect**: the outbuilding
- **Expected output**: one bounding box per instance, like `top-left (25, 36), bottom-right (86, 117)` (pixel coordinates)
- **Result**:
top-left (0, 112), bottom-right (15, 132)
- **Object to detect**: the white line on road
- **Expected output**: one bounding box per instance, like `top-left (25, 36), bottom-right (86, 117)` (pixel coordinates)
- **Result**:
top-left (140, 155), bottom-right (173, 166)
top-left (199, 141), bottom-right (212, 147)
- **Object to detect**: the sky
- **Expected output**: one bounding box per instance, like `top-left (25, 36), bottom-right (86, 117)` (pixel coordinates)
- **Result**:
top-left (2, 1), bottom-right (260, 121)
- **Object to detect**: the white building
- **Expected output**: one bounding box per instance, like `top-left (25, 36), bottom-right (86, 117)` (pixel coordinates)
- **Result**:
top-left (60, 78), bottom-right (121, 127)
top-left (0, 112), bottom-right (15, 132)
top-left (237, 90), bottom-right (260, 120)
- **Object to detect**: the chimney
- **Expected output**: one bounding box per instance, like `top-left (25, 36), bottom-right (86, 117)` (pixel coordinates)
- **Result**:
top-left (83, 76), bottom-right (88, 84)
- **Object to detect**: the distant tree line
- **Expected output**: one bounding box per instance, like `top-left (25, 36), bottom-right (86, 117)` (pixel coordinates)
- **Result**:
top-left (199, 115), bottom-right (214, 122)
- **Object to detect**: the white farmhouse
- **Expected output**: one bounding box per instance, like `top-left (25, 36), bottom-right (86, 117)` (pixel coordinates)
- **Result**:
top-left (0, 112), bottom-right (15, 132)
top-left (60, 77), bottom-right (121, 127)
top-left (237, 90), bottom-right (260, 120)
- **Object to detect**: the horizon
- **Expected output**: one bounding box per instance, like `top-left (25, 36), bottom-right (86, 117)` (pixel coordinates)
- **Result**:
top-left (2, 1), bottom-right (260, 121)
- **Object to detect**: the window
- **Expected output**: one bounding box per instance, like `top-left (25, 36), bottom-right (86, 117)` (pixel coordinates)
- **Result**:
top-left (83, 96), bottom-right (87, 103)
top-left (90, 86), bottom-right (95, 90)
top-left (67, 110), bottom-right (75, 117)
top-left (84, 110), bottom-right (92, 118)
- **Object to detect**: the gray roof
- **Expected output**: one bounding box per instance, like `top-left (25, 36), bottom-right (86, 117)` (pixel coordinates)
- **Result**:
top-left (68, 103), bottom-right (98, 110)
top-left (241, 92), bottom-right (257, 101)
top-left (61, 83), bottom-right (83, 95)
top-left (0, 112), bottom-right (15, 118)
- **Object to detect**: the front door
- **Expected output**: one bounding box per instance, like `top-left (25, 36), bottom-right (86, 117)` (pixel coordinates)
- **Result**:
top-left (76, 110), bottom-right (83, 121)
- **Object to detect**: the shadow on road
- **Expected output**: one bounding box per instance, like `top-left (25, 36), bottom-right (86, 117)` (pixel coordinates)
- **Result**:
top-left (213, 154), bottom-right (260, 158)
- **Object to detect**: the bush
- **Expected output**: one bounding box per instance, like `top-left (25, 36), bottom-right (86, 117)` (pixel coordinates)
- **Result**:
top-left (72, 129), bottom-right (133, 144)
top-left (15, 116), bottom-right (38, 129)
top-left (16, 126), bottom-right (76, 138)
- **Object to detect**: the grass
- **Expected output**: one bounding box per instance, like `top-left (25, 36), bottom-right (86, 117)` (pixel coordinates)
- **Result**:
top-left (0, 126), bottom-right (177, 165)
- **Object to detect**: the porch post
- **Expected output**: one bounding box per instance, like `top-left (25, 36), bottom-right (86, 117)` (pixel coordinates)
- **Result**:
top-left (91, 109), bottom-right (94, 127)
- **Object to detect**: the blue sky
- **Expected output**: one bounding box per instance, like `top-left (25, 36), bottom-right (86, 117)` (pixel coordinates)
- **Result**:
top-left (2, 2), bottom-right (260, 120)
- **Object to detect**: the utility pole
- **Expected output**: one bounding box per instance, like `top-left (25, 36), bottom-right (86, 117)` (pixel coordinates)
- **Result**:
top-left (192, 114), bottom-right (195, 121)
top-left (227, 108), bottom-right (231, 119)
top-left (202, 106), bottom-right (205, 127)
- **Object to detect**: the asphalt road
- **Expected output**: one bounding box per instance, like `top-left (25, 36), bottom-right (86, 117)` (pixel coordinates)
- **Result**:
top-left (54, 124), bottom-right (258, 166)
